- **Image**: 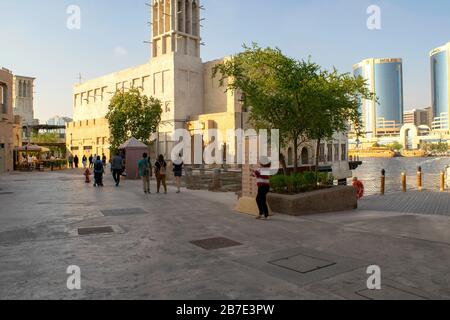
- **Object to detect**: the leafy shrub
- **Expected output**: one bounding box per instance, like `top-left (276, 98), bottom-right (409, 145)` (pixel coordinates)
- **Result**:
top-left (314, 172), bottom-right (334, 186)
top-left (270, 175), bottom-right (287, 193)
top-left (270, 171), bottom-right (335, 194)
top-left (302, 171), bottom-right (317, 187)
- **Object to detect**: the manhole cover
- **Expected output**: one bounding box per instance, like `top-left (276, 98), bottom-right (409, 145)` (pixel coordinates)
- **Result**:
top-left (0, 192), bottom-right (14, 195)
top-left (101, 208), bottom-right (148, 216)
top-left (269, 254), bottom-right (335, 274)
top-left (190, 237), bottom-right (242, 250)
top-left (78, 226), bottom-right (115, 236)
top-left (356, 286), bottom-right (427, 300)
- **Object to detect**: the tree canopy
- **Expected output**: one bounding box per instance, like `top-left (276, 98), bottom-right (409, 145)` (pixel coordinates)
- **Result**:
top-left (213, 44), bottom-right (373, 172)
top-left (106, 89), bottom-right (162, 152)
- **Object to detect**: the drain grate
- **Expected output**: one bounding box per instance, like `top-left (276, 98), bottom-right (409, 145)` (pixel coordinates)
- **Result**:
top-left (78, 226), bottom-right (115, 236)
top-left (101, 208), bottom-right (148, 216)
top-left (269, 254), bottom-right (335, 274)
top-left (190, 237), bottom-right (242, 250)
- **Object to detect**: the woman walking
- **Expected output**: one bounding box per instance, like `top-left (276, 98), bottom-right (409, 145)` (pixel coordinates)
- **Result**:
top-left (155, 154), bottom-right (168, 194)
top-left (82, 155), bottom-right (87, 169)
top-left (173, 154), bottom-right (184, 193)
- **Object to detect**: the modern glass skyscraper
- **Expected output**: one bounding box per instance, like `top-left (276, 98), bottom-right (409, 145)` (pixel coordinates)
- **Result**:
top-left (430, 42), bottom-right (450, 131)
top-left (353, 58), bottom-right (404, 138)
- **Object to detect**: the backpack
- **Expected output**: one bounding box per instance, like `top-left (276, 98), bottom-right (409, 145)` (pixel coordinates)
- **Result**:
top-left (94, 161), bottom-right (103, 173)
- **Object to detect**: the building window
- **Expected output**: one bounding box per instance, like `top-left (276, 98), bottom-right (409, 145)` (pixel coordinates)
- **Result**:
top-left (334, 144), bottom-right (340, 162)
top-left (0, 84), bottom-right (7, 114)
top-left (319, 144), bottom-right (325, 163)
top-left (327, 144), bottom-right (333, 162)
top-left (341, 144), bottom-right (347, 161)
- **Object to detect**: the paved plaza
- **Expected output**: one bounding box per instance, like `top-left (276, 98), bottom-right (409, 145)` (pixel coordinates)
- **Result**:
top-left (1, 170), bottom-right (450, 300)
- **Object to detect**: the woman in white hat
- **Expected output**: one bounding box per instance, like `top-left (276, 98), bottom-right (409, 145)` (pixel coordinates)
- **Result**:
top-left (252, 156), bottom-right (272, 220)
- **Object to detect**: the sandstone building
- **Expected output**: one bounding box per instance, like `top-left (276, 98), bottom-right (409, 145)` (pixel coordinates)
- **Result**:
top-left (0, 68), bottom-right (14, 174)
top-left (66, 0), bottom-right (350, 179)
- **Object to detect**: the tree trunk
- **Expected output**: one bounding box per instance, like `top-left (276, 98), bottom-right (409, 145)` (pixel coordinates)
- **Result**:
top-left (315, 138), bottom-right (321, 186)
top-left (279, 153), bottom-right (287, 176)
top-left (294, 137), bottom-right (299, 174)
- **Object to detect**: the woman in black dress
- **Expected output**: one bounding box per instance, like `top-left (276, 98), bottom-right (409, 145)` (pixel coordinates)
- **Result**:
top-left (173, 154), bottom-right (184, 194)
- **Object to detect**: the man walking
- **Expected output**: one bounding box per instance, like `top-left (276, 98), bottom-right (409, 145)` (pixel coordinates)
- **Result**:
top-left (111, 152), bottom-right (124, 187)
top-left (89, 155), bottom-right (94, 169)
top-left (68, 154), bottom-right (74, 169)
top-left (138, 153), bottom-right (152, 194)
top-left (74, 155), bottom-right (79, 168)
top-left (93, 156), bottom-right (104, 187)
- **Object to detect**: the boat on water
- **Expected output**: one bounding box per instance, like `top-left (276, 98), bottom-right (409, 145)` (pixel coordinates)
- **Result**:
top-left (349, 148), bottom-right (395, 159)
top-left (401, 150), bottom-right (428, 158)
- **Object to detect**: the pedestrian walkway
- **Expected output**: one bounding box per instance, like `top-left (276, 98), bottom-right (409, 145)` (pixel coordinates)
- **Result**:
top-left (1, 171), bottom-right (450, 299)
top-left (359, 191), bottom-right (450, 216)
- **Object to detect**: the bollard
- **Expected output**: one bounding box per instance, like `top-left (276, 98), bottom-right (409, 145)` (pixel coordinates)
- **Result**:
top-left (417, 166), bottom-right (422, 192)
top-left (441, 171), bottom-right (445, 192)
top-left (402, 172), bottom-right (407, 192)
top-left (381, 169), bottom-right (386, 195)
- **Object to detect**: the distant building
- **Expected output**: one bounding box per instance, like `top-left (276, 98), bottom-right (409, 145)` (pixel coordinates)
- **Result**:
top-left (46, 115), bottom-right (72, 137)
top-left (47, 115), bottom-right (72, 126)
top-left (0, 68), bottom-right (14, 174)
top-left (430, 42), bottom-right (450, 131)
top-left (403, 108), bottom-right (431, 127)
top-left (13, 75), bottom-right (38, 127)
top-left (353, 58), bottom-right (404, 138)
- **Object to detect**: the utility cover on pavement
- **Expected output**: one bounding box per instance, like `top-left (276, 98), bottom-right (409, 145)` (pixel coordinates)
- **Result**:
top-left (101, 208), bottom-right (148, 216)
top-left (190, 237), bottom-right (242, 250)
top-left (78, 226), bottom-right (115, 236)
top-left (356, 285), bottom-right (427, 300)
top-left (269, 254), bottom-right (336, 274)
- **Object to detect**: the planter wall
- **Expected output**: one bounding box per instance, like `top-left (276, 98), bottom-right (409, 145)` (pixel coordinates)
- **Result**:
top-left (267, 186), bottom-right (357, 216)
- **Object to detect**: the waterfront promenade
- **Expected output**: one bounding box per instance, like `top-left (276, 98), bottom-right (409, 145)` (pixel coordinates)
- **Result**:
top-left (1, 170), bottom-right (450, 300)
top-left (360, 192), bottom-right (450, 216)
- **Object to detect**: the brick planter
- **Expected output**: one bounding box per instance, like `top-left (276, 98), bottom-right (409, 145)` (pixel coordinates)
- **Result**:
top-left (267, 186), bottom-right (357, 216)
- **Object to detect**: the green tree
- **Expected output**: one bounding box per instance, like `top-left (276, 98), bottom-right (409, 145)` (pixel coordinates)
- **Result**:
top-left (106, 89), bottom-right (163, 152)
top-left (213, 44), bottom-right (321, 172)
top-left (386, 141), bottom-right (403, 152)
top-left (30, 132), bottom-right (66, 156)
top-left (306, 70), bottom-right (372, 180)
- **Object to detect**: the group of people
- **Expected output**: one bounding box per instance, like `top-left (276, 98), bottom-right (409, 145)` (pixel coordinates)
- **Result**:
top-left (137, 153), bottom-right (184, 194)
top-left (68, 154), bottom-right (107, 169)
top-left (85, 152), bottom-right (184, 194)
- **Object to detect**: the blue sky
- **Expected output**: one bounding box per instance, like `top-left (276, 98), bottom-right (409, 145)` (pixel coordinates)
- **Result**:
top-left (1, 0), bottom-right (449, 122)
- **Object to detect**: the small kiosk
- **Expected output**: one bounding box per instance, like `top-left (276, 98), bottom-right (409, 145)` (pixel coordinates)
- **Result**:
top-left (119, 137), bottom-right (149, 180)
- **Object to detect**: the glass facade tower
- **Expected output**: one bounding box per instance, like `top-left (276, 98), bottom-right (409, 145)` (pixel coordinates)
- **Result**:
top-left (353, 58), bottom-right (404, 138)
top-left (430, 42), bottom-right (450, 131)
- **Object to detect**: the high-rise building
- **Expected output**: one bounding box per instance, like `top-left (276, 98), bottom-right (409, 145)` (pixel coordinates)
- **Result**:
top-left (430, 42), bottom-right (450, 131)
top-left (353, 58), bottom-right (404, 138)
